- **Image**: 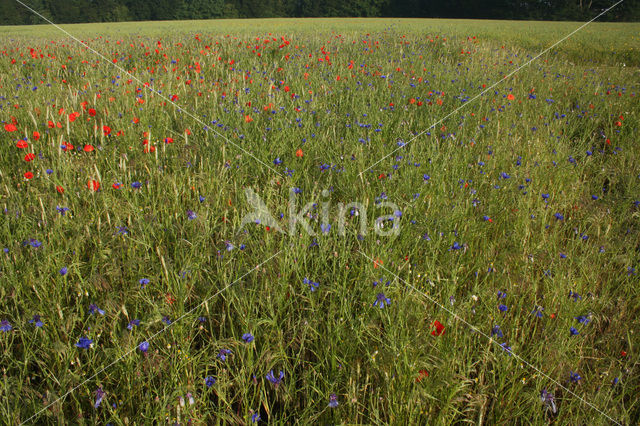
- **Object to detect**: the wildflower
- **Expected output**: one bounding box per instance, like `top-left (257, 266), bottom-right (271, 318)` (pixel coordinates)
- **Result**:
top-left (88, 304), bottom-right (105, 315)
top-left (303, 277), bottom-right (319, 292)
top-left (205, 376), bottom-right (216, 387)
top-left (162, 316), bottom-right (171, 325)
top-left (127, 319), bottom-right (140, 330)
top-left (186, 210), bottom-right (197, 220)
top-left (320, 223), bottom-right (331, 234)
top-left (266, 370), bottom-right (284, 387)
top-left (242, 333), bottom-right (254, 343)
top-left (25, 239), bottom-right (42, 248)
top-left (56, 206), bottom-right (70, 216)
top-left (450, 242), bottom-right (462, 250)
top-left (574, 315), bottom-right (590, 324)
top-left (373, 292), bottom-right (391, 308)
top-left (29, 315), bottom-right (44, 327)
top-left (431, 320), bottom-right (445, 336)
top-left (218, 348), bottom-right (232, 361)
top-left (498, 304), bottom-right (508, 312)
top-left (76, 336), bottom-right (93, 349)
top-left (139, 341), bottom-right (149, 353)
top-left (540, 389), bottom-right (557, 413)
top-left (491, 325), bottom-right (503, 338)
top-left (328, 393), bottom-right (339, 408)
top-left (59, 266), bottom-right (68, 276)
top-left (131, 181), bottom-right (142, 189)
top-left (569, 290), bottom-right (582, 301)
top-left (0, 320), bottom-right (12, 332)
top-left (273, 157), bottom-right (282, 165)
top-left (251, 413), bottom-right (261, 423)
top-left (569, 371), bottom-right (581, 383)
top-left (500, 342), bottom-right (512, 355)
top-left (94, 388), bottom-right (105, 408)
top-left (554, 213), bottom-right (564, 221)
top-left (139, 278), bottom-right (150, 288)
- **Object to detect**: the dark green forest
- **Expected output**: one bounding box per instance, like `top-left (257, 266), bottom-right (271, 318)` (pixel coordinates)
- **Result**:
top-left (0, 0), bottom-right (638, 25)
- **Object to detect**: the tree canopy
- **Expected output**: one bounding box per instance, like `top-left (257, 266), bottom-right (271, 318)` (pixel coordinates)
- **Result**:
top-left (0, 0), bottom-right (638, 25)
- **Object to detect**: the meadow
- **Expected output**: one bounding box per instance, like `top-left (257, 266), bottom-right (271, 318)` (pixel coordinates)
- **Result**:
top-left (0, 17), bottom-right (639, 424)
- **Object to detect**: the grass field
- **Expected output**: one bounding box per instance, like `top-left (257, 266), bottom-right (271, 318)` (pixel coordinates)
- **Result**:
top-left (1, 17), bottom-right (639, 424)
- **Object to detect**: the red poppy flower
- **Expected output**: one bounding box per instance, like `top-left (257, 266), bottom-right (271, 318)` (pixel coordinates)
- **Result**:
top-left (415, 370), bottom-right (429, 383)
top-left (16, 140), bottom-right (28, 149)
top-left (164, 137), bottom-right (174, 144)
top-left (507, 94), bottom-right (515, 100)
top-left (24, 171), bottom-right (34, 179)
top-left (112, 182), bottom-right (122, 189)
top-left (431, 320), bottom-right (445, 336)
top-left (103, 126), bottom-right (111, 136)
top-left (24, 153), bottom-right (35, 162)
top-left (56, 185), bottom-right (64, 194)
top-left (88, 108), bottom-right (96, 116)
top-left (4, 123), bottom-right (17, 132)
top-left (245, 115), bottom-right (253, 123)
top-left (373, 258), bottom-right (383, 269)
top-left (87, 180), bottom-right (100, 191)
top-left (32, 131), bottom-right (40, 141)
top-left (296, 149), bottom-right (303, 157)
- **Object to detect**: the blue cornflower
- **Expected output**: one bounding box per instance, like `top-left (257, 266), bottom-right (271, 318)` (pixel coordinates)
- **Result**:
top-left (498, 304), bottom-right (508, 312)
top-left (500, 342), bottom-right (512, 355)
top-left (139, 278), bottom-right (150, 288)
top-left (500, 172), bottom-right (510, 179)
top-left (205, 376), bottom-right (216, 387)
top-left (88, 304), bottom-right (105, 315)
top-left (127, 319), bottom-right (140, 330)
top-left (94, 387), bottom-right (105, 408)
top-left (266, 370), bottom-right (284, 387)
top-left (569, 290), bottom-right (582, 301)
top-left (559, 253), bottom-right (567, 259)
top-left (373, 292), bottom-right (391, 308)
top-left (0, 320), bottom-right (12, 332)
top-left (554, 213), bottom-right (564, 221)
top-left (273, 157), bottom-right (282, 165)
top-left (186, 210), bottom-right (197, 220)
top-left (46, 168), bottom-right (53, 175)
top-left (199, 195), bottom-right (205, 203)
top-left (541, 193), bottom-right (549, 200)
top-left (242, 333), bottom-right (254, 343)
top-left (26, 239), bottom-right (42, 248)
top-left (491, 325), bottom-right (503, 338)
top-left (139, 341), bottom-right (149, 353)
top-left (574, 315), bottom-right (590, 324)
top-left (450, 242), bottom-right (462, 250)
top-left (76, 336), bottom-right (93, 349)
top-left (303, 277), bottom-right (319, 292)
top-left (569, 371), bottom-right (581, 383)
top-left (251, 413), bottom-right (261, 423)
top-left (218, 348), bottom-right (232, 361)
top-left (320, 223), bottom-right (331, 234)
top-left (56, 206), bottom-right (70, 216)
top-left (59, 266), bottom-right (68, 276)
top-left (569, 327), bottom-right (579, 336)
top-left (162, 316), bottom-right (171, 325)
top-left (497, 291), bottom-right (507, 299)
top-left (131, 181), bottom-right (142, 189)
top-left (423, 174), bottom-right (430, 181)
top-left (592, 195), bottom-right (598, 200)
top-left (29, 315), bottom-right (44, 327)
top-left (531, 307), bottom-right (544, 318)
top-left (328, 393), bottom-right (339, 408)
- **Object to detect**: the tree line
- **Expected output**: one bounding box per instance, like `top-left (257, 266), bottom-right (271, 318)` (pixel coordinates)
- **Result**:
top-left (1, 0), bottom-right (638, 25)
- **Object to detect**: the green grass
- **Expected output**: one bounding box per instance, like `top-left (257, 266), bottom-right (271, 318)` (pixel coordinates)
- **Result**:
top-left (0, 17), bottom-right (639, 424)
